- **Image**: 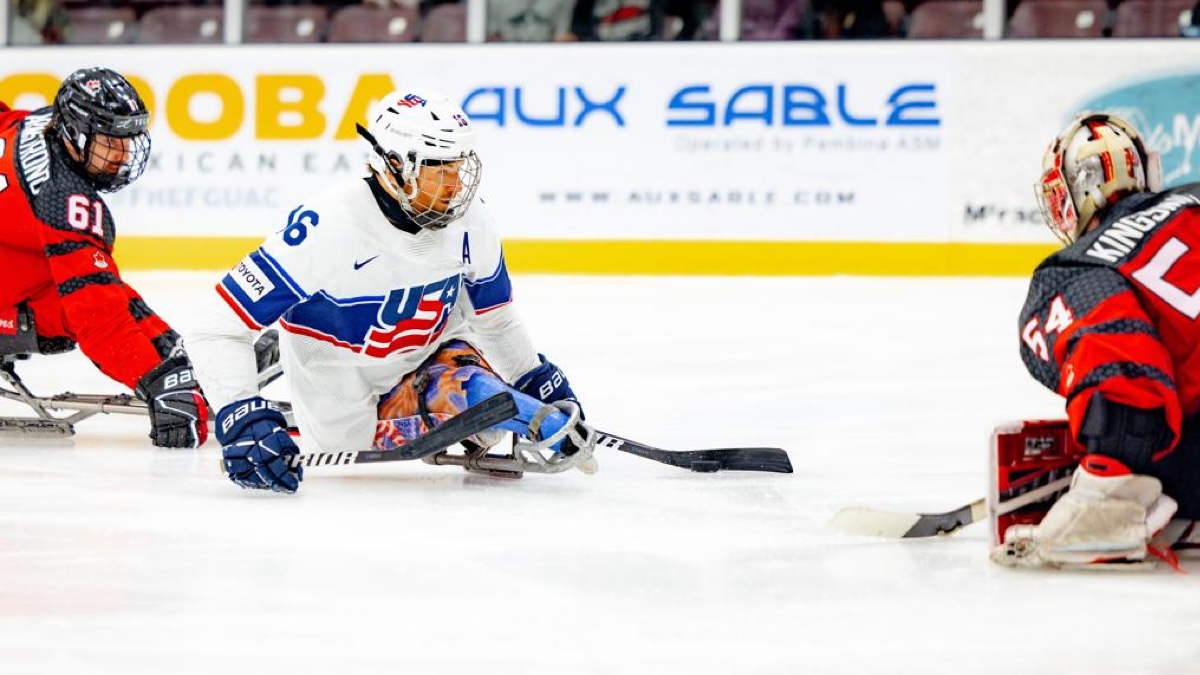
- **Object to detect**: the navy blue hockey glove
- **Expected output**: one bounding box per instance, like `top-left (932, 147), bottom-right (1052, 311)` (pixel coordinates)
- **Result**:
top-left (514, 354), bottom-right (584, 420)
top-left (135, 354), bottom-right (208, 449)
top-left (216, 397), bottom-right (302, 493)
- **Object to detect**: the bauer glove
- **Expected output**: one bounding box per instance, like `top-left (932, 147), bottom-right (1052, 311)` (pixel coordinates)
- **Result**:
top-left (216, 397), bottom-right (302, 494)
top-left (135, 354), bottom-right (208, 449)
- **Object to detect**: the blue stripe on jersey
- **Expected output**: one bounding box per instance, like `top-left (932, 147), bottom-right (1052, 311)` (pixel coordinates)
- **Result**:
top-left (465, 254), bottom-right (513, 312)
top-left (257, 247), bottom-right (308, 298)
top-left (280, 274), bottom-right (461, 357)
top-left (282, 291), bottom-right (386, 348)
top-left (219, 249), bottom-right (307, 328)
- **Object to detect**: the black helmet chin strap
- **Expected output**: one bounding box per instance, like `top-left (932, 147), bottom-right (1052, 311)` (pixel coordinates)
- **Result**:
top-left (356, 123), bottom-right (408, 190)
top-left (354, 122), bottom-right (383, 154)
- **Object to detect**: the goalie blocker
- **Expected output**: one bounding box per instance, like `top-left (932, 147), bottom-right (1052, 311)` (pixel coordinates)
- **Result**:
top-left (988, 419), bottom-right (1084, 549)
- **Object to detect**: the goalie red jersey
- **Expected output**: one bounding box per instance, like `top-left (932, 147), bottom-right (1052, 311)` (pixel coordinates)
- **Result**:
top-left (1019, 183), bottom-right (1200, 506)
top-left (0, 102), bottom-right (174, 389)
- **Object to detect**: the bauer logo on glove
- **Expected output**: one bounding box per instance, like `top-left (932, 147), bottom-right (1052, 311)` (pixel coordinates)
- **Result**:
top-left (220, 398), bottom-right (286, 436)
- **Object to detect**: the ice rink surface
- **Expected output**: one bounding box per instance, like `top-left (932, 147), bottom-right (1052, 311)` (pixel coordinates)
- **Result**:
top-left (2, 272), bottom-right (1199, 675)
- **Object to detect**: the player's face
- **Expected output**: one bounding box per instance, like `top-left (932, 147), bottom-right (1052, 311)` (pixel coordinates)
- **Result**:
top-left (410, 161), bottom-right (466, 214)
top-left (85, 134), bottom-right (133, 177)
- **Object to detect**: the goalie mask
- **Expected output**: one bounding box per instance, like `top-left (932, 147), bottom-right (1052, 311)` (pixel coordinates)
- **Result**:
top-left (1036, 112), bottom-right (1162, 245)
top-left (357, 90), bottom-right (482, 231)
top-left (52, 67), bottom-right (151, 193)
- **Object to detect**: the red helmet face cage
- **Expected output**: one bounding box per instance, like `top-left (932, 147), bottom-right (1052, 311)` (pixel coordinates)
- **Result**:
top-left (1035, 150), bottom-right (1080, 245)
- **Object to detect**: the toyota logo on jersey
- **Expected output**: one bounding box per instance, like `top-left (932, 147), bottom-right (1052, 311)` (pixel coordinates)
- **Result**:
top-left (362, 275), bottom-right (459, 357)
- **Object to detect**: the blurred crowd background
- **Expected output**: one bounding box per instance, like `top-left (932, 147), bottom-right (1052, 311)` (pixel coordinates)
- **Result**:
top-left (7, 0), bottom-right (1200, 46)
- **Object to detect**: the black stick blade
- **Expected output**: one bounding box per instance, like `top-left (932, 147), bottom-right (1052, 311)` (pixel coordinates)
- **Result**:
top-left (712, 448), bottom-right (793, 474)
top-left (596, 432), bottom-right (793, 474)
top-left (830, 499), bottom-right (987, 538)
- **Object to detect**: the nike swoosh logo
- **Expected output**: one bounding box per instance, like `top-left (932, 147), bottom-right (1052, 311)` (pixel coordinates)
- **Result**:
top-left (353, 255), bottom-right (379, 270)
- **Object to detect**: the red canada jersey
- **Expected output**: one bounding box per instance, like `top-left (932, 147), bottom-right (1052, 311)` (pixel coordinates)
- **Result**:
top-left (1019, 184), bottom-right (1200, 459)
top-left (0, 102), bottom-right (174, 389)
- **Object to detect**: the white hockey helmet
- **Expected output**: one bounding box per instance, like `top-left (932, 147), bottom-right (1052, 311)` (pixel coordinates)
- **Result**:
top-left (1035, 112), bottom-right (1162, 245)
top-left (357, 89), bottom-right (482, 230)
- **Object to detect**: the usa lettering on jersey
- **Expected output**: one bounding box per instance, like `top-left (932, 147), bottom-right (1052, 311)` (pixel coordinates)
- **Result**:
top-left (363, 275), bottom-right (459, 357)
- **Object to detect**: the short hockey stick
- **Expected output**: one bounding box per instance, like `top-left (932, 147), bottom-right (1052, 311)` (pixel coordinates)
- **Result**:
top-left (289, 392), bottom-right (518, 468)
top-left (595, 432), bottom-right (793, 474)
top-left (830, 476), bottom-right (1071, 538)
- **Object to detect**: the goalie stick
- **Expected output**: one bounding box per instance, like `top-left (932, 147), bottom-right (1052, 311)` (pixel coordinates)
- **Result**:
top-left (594, 432), bottom-right (793, 474)
top-left (289, 392), bottom-right (519, 468)
top-left (829, 477), bottom-right (1071, 539)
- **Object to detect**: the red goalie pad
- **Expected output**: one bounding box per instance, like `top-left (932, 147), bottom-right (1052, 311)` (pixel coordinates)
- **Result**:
top-left (988, 419), bottom-right (1087, 547)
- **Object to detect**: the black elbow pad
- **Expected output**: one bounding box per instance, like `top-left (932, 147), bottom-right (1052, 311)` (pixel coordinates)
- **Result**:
top-left (1078, 392), bottom-right (1173, 473)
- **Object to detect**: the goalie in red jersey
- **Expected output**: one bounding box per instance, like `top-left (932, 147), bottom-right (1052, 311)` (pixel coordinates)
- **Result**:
top-left (991, 112), bottom-right (1200, 568)
top-left (0, 67), bottom-right (206, 448)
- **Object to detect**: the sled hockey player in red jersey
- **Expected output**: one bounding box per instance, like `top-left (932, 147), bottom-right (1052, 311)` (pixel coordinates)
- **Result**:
top-left (0, 67), bottom-right (206, 448)
top-left (991, 111), bottom-right (1200, 569)
top-left (184, 88), bottom-right (595, 493)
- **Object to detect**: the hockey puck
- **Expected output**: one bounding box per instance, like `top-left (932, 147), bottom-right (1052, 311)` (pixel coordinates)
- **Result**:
top-left (690, 460), bottom-right (721, 473)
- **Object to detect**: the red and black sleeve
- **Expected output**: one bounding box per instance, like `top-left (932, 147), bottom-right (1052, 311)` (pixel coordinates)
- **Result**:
top-left (1019, 261), bottom-right (1180, 458)
top-left (31, 174), bottom-right (171, 390)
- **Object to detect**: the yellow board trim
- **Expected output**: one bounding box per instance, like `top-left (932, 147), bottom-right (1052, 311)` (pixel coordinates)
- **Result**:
top-left (113, 237), bottom-right (1058, 277)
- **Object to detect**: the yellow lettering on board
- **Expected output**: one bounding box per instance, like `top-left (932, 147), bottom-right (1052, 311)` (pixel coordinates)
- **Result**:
top-left (334, 74), bottom-right (397, 140)
top-left (256, 75), bottom-right (326, 140)
top-left (167, 74), bottom-right (244, 140)
top-left (0, 74), bottom-right (59, 108)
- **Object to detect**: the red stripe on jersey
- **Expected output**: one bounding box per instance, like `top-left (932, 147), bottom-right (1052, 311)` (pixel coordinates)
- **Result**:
top-left (279, 319), bottom-right (357, 351)
top-left (475, 299), bottom-right (513, 316)
top-left (217, 284), bottom-right (264, 331)
top-left (1055, 287), bottom-right (1181, 458)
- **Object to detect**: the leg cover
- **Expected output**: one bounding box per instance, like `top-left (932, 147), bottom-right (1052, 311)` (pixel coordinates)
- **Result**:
top-left (374, 341), bottom-right (501, 451)
top-left (374, 340), bottom-right (586, 458)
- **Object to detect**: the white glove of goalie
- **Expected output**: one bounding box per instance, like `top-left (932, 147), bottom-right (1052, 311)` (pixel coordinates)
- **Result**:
top-left (990, 454), bottom-right (1177, 569)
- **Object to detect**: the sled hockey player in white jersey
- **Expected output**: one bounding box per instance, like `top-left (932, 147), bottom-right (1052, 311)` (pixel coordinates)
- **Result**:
top-left (185, 89), bottom-right (594, 493)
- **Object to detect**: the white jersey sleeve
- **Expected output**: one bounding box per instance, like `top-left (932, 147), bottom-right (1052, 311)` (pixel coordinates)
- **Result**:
top-left (460, 202), bottom-right (540, 383)
top-left (186, 206), bottom-right (328, 414)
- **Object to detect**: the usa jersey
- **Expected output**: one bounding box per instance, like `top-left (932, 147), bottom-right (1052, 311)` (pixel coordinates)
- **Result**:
top-left (1019, 184), bottom-right (1200, 460)
top-left (186, 177), bottom-right (540, 454)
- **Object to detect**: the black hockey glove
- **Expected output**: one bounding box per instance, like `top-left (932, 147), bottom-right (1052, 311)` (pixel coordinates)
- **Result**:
top-left (514, 354), bottom-right (584, 420)
top-left (135, 354), bottom-right (209, 449)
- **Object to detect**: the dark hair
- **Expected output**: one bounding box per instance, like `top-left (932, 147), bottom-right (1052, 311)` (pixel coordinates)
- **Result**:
top-left (52, 66), bottom-right (151, 192)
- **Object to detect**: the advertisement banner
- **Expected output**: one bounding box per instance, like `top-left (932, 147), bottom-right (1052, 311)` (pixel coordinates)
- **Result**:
top-left (953, 43), bottom-right (1200, 244)
top-left (2, 42), bottom-right (1200, 272)
top-left (0, 44), bottom-right (951, 242)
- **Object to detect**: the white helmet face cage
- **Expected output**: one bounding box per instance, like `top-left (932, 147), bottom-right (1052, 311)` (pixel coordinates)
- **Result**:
top-left (363, 90), bottom-right (482, 230)
top-left (1035, 112), bottom-right (1162, 245)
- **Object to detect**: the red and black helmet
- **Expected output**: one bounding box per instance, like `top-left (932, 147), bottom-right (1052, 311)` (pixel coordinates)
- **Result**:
top-left (52, 67), bottom-right (151, 192)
